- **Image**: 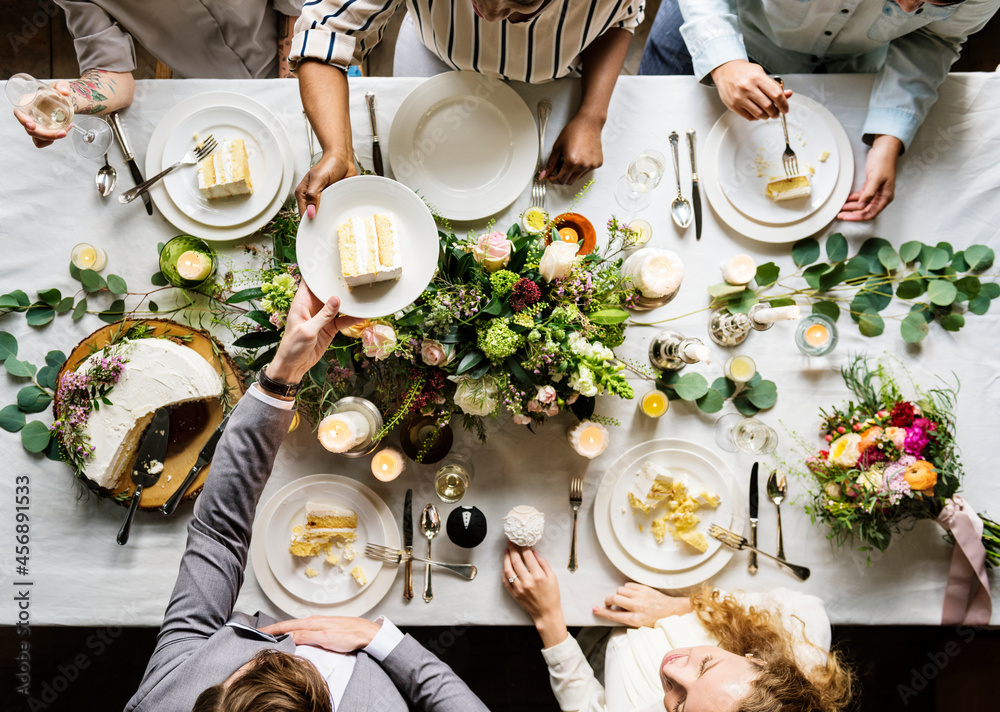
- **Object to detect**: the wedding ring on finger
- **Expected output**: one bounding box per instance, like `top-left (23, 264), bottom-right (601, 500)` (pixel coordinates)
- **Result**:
top-left (507, 575), bottom-right (519, 584)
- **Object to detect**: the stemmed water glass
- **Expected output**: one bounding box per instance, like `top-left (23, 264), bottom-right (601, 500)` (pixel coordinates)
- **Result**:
top-left (614, 149), bottom-right (666, 212)
top-left (714, 413), bottom-right (778, 455)
top-left (6, 73), bottom-right (113, 159)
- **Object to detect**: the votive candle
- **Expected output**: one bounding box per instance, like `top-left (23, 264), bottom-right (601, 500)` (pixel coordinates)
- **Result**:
top-left (629, 219), bottom-right (653, 245)
top-left (71, 243), bottom-right (108, 272)
top-left (318, 411), bottom-right (370, 453)
top-left (568, 420), bottom-right (609, 459)
top-left (639, 389), bottom-right (669, 418)
top-left (558, 226), bottom-right (580, 243)
top-left (371, 447), bottom-right (405, 481)
top-left (177, 250), bottom-right (212, 281)
top-left (725, 355), bottom-right (757, 383)
top-left (794, 314), bottom-right (839, 356)
top-left (752, 305), bottom-right (801, 326)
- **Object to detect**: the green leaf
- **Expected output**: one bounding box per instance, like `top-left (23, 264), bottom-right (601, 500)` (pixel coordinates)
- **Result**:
top-left (21, 420), bottom-right (52, 453)
top-left (864, 276), bottom-right (893, 310)
top-left (900, 241), bottom-right (923, 263)
top-left (80, 269), bottom-right (106, 293)
top-left (226, 287), bottom-right (265, 304)
top-left (727, 289), bottom-right (759, 314)
top-left (901, 313), bottom-right (930, 343)
top-left (878, 245), bottom-right (901, 271)
top-left (107, 274), bottom-right (128, 294)
top-left (896, 277), bottom-right (925, 300)
top-left (818, 263), bottom-right (847, 292)
top-left (746, 379), bottom-right (778, 410)
top-left (982, 283), bottom-right (1000, 300)
top-left (505, 356), bottom-right (534, 386)
top-left (148, 301), bottom-right (159, 312)
top-left (25, 303), bottom-right (55, 327)
top-left (0, 332), bottom-right (17, 360)
top-left (811, 301), bottom-right (839, 322)
top-left (733, 395), bottom-right (760, 416)
top-left (858, 310), bottom-right (885, 337)
top-left (45, 350), bottom-right (66, 369)
top-left (936, 242), bottom-right (954, 259)
top-left (754, 262), bottom-right (780, 287)
top-left (55, 297), bottom-right (74, 314)
top-left (803, 263), bottom-right (829, 290)
top-left (696, 388), bottom-right (725, 414)
top-left (69, 261), bottom-right (81, 280)
top-left (919, 245), bottom-right (950, 271)
top-left (157, 241), bottom-right (165, 255)
top-left (570, 396), bottom-right (596, 422)
top-left (456, 350), bottom-right (485, 375)
top-left (951, 251), bottom-right (969, 272)
top-left (710, 377), bottom-right (737, 399)
top-left (588, 308), bottom-right (629, 325)
top-left (4, 356), bottom-right (36, 378)
top-left (247, 346), bottom-right (278, 371)
top-left (826, 233), bottom-right (848, 262)
top-left (36, 366), bottom-right (58, 390)
top-left (849, 293), bottom-right (871, 322)
top-left (767, 297), bottom-right (796, 308)
top-left (151, 272), bottom-right (169, 287)
top-left (955, 276), bottom-right (981, 301)
top-left (244, 310), bottom-right (273, 329)
top-left (968, 295), bottom-right (992, 315)
top-left (941, 313), bottom-right (965, 332)
top-left (97, 299), bottom-right (126, 324)
top-left (673, 373), bottom-right (709, 401)
top-left (17, 385), bottom-right (51, 413)
top-left (792, 238), bottom-right (820, 267)
top-left (859, 238), bottom-right (892, 272)
top-left (44, 436), bottom-right (62, 462)
top-left (927, 280), bottom-right (958, 306)
top-left (482, 298), bottom-right (502, 316)
top-left (965, 245), bottom-right (995, 272)
top-left (233, 330), bottom-right (282, 349)
top-left (37, 288), bottom-right (61, 306)
top-left (0, 405), bottom-right (26, 433)
top-left (72, 298), bottom-right (87, 321)
top-left (469, 362), bottom-right (491, 379)
top-left (707, 283), bottom-right (747, 300)
top-left (842, 256), bottom-right (871, 283)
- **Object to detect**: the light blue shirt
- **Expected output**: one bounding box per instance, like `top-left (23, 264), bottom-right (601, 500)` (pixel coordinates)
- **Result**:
top-left (677, 0), bottom-right (1000, 149)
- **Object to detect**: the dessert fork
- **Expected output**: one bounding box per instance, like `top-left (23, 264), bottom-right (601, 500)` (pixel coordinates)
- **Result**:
top-left (774, 77), bottom-right (798, 177)
top-left (532, 100), bottom-right (551, 208)
top-left (364, 543), bottom-right (477, 579)
top-left (708, 524), bottom-right (810, 581)
top-left (120, 135), bottom-right (218, 203)
top-left (568, 476), bottom-right (583, 572)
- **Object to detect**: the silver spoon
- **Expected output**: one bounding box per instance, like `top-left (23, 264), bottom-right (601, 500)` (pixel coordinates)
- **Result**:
top-left (766, 470), bottom-right (787, 559)
top-left (421, 504), bottom-right (440, 603)
top-left (96, 153), bottom-right (117, 197)
top-left (668, 132), bottom-right (692, 229)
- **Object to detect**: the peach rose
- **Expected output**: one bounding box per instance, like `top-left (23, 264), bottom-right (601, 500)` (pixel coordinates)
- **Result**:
top-left (340, 319), bottom-right (371, 339)
top-left (858, 426), bottom-right (883, 453)
top-left (885, 426), bottom-right (907, 450)
top-left (361, 324), bottom-right (396, 360)
top-left (903, 460), bottom-right (937, 493)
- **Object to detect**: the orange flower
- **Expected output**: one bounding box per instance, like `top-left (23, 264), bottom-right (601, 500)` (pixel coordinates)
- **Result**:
top-left (858, 426), bottom-right (883, 453)
top-left (340, 319), bottom-right (371, 339)
top-left (903, 460), bottom-right (937, 493)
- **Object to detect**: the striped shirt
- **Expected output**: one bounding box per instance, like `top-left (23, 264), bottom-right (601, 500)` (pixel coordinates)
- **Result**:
top-left (290, 0), bottom-right (645, 83)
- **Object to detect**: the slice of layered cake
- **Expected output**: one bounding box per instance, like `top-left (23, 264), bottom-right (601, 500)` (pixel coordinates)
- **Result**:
top-left (198, 138), bottom-right (253, 199)
top-left (289, 501), bottom-right (358, 558)
top-left (338, 213), bottom-right (402, 288)
top-left (765, 175), bottom-right (811, 202)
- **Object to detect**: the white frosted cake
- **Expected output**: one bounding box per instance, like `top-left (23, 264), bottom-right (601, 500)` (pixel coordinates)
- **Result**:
top-left (766, 175), bottom-right (811, 202)
top-left (337, 213), bottom-right (402, 288)
top-left (198, 138), bottom-right (253, 199)
top-left (77, 339), bottom-right (222, 489)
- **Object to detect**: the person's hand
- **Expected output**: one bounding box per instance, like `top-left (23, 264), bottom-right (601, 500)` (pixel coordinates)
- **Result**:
top-left (295, 151), bottom-right (357, 219)
top-left (710, 60), bottom-right (792, 121)
top-left (838, 134), bottom-right (902, 221)
top-left (13, 80), bottom-right (73, 148)
top-left (266, 284), bottom-right (363, 383)
top-left (261, 616), bottom-right (381, 652)
top-left (592, 583), bottom-right (693, 628)
top-left (503, 545), bottom-right (568, 647)
top-left (541, 112), bottom-right (604, 185)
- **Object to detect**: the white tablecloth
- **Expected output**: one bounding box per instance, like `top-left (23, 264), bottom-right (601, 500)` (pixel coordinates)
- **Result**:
top-left (1, 75), bottom-right (998, 627)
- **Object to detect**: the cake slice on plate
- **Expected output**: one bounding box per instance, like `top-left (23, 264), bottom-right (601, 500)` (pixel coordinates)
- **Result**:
top-left (198, 138), bottom-right (253, 199)
top-left (338, 213), bottom-right (402, 288)
top-left (765, 175), bottom-right (811, 202)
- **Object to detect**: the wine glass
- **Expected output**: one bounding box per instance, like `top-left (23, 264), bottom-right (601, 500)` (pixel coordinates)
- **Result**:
top-left (6, 73), bottom-right (112, 159)
top-left (614, 149), bottom-right (666, 212)
top-left (714, 413), bottom-right (778, 455)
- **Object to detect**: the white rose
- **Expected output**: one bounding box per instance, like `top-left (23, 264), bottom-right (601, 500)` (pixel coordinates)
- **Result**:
top-left (829, 434), bottom-right (863, 468)
top-left (539, 241), bottom-right (580, 282)
top-left (451, 375), bottom-right (498, 417)
top-left (569, 364), bottom-right (598, 397)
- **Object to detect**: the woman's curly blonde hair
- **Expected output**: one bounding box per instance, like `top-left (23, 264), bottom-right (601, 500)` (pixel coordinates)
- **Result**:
top-left (689, 589), bottom-right (854, 712)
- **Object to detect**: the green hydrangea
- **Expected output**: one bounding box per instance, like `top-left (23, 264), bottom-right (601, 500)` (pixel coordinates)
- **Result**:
top-left (478, 319), bottom-right (525, 362)
top-left (260, 273), bottom-right (296, 315)
top-left (489, 270), bottom-right (519, 297)
top-left (512, 301), bottom-right (545, 328)
top-left (597, 322), bottom-right (626, 349)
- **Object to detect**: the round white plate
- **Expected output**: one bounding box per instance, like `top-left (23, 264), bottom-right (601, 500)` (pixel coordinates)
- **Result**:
top-left (701, 94), bottom-right (854, 244)
top-left (387, 72), bottom-right (538, 221)
top-left (718, 100), bottom-right (840, 225)
top-left (264, 480), bottom-right (383, 605)
top-left (144, 92), bottom-right (294, 241)
top-left (161, 105), bottom-right (283, 228)
top-left (251, 475), bottom-right (399, 618)
top-left (609, 448), bottom-right (731, 572)
top-left (594, 439), bottom-right (743, 590)
top-left (296, 175), bottom-right (439, 319)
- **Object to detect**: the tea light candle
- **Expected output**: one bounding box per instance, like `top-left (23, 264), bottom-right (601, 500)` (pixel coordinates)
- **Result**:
top-left (629, 219), bottom-right (653, 245)
top-left (177, 250), bottom-right (212, 282)
top-left (682, 341), bottom-right (711, 364)
top-left (752, 305), bottom-right (801, 326)
top-left (639, 389), bottom-right (669, 418)
top-left (318, 411), bottom-right (370, 453)
top-left (371, 447), bottom-right (405, 481)
top-left (622, 248), bottom-right (685, 299)
top-left (558, 226), bottom-right (579, 243)
top-left (71, 243), bottom-right (107, 272)
top-left (804, 322), bottom-right (830, 348)
top-left (794, 314), bottom-right (839, 356)
top-left (568, 420), bottom-right (609, 459)
top-left (725, 355), bottom-right (757, 383)
top-left (720, 254), bottom-right (757, 285)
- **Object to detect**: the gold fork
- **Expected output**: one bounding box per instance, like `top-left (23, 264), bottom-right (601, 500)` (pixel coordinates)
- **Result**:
top-left (774, 77), bottom-right (798, 177)
top-left (568, 476), bottom-right (583, 572)
top-left (708, 524), bottom-right (810, 581)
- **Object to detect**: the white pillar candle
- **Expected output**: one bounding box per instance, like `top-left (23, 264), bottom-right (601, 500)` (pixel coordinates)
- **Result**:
top-left (622, 248), bottom-right (685, 299)
top-left (568, 420), bottom-right (609, 459)
top-left (720, 254), bottom-right (757, 285)
top-left (318, 411), bottom-right (370, 453)
top-left (177, 250), bottom-right (212, 281)
top-left (71, 243), bottom-right (107, 272)
top-left (752, 305), bottom-right (801, 325)
top-left (682, 342), bottom-right (711, 364)
top-left (371, 447), bottom-right (405, 481)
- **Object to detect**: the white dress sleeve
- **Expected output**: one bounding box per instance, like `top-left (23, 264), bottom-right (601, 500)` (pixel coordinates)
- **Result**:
top-left (540, 635), bottom-right (608, 712)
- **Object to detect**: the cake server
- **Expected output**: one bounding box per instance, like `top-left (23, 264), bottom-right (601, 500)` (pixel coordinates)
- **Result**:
top-left (365, 92), bottom-right (384, 177)
top-left (109, 111), bottom-right (153, 215)
top-left (117, 408), bottom-right (171, 545)
top-left (686, 129), bottom-right (702, 240)
top-left (748, 462), bottom-right (759, 575)
top-left (403, 488), bottom-right (414, 601)
top-left (161, 413), bottom-right (230, 516)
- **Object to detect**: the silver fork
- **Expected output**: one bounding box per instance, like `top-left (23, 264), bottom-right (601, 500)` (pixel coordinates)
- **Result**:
top-left (119, 135), bottom-right (218, 203)
top-left (531, 100), bottom-right (551, 208)
top-left (708, 524), bottom-right (810, 581)
top-left (774, 77), bottom-right (798, 177)
top-left (568, 476), bottom-right (583, 572)
top-left (364, 543), bottom-right (478, 579)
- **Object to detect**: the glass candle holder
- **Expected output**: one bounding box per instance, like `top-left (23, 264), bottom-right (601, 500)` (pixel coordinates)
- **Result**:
top-left (159, 236), bottom-right (218, 289)
top-left (317, 396), bottom-right (383, 458)
top-left (399, 413), bottom-right (454, 464)
top-left (724, 355), bottom-right (757, 383)
top-left (638, 388), bottom-right (669, 418)
top-left (795, 314), bottom-right (838, 356)
top-left (71, 243), bottom-right (108, 272)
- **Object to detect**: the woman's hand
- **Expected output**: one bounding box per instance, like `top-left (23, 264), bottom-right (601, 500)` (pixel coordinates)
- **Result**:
top-left (13, 80), bottom-right (72, 148)
top-left (592, 583), bottom-right (693, 628)
top-left (541, 112), bottom-right (604, 185)
top-left (261, 616), bottom-right (381, 652)
top-left (711, 60), bottom-right (792, 121)
top-left (503, 545), bottom-right (568, 648)
top-left (295, 152), bottom-right (357, 219)
top-left (837, 134), bottom-right (902, 221)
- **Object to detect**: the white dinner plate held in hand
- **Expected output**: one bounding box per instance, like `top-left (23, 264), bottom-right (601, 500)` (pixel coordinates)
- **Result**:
top-left (296, 175), bottom-right (439, 319)
top-left (387, 71), bottom-right (539, 221)
top-left (160, 105), bottom-right (283, 228)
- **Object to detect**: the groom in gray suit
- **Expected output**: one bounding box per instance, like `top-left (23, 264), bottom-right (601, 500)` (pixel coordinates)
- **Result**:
top-left (124, 286), bottom-right (491, 712)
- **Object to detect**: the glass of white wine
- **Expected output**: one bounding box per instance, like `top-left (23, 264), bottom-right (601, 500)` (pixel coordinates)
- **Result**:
top-left (6, 73), bottom-right (112, 159)
top-left (434, 452), bottom-right (474, 504)
top-left (714, 413), bottom-right (778, 455)
top-left (614, 149), bottom-right (666, 212)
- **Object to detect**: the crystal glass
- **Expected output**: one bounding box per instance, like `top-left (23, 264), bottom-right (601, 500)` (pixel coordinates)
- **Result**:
top-left (795, 314), bottom-right (839, 356)
top-left (434, 452), bottom-right (473, 504)
top-left (6, 73), bottom-right (112, 159)
top-left (614, 149), bottom-right (666, 212)
top-left (158, 236), bottom-right (218, 289)
top-left (714, 413), bottom-right (778, 455)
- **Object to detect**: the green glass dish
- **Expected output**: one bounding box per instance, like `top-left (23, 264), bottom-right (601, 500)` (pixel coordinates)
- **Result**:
top-left (159, 236), bottom-right (217, 289)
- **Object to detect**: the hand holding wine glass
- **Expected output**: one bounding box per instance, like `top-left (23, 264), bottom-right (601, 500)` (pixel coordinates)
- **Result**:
top-left (7, 73), bottom-right (112, 157)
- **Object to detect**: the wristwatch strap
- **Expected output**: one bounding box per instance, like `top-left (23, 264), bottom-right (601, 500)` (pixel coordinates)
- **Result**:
top-left (257, 367), bottom-right (301, 398)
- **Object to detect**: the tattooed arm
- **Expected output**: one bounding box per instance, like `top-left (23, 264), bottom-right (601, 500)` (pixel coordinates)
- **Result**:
top-left (278, 14), bottom-right (298, 79)
top-left (13, 68), bottom-right (134, 149)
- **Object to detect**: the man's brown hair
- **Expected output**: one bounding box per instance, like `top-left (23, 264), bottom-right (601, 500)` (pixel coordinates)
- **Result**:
top-left (193, 649), bottom-right (333, 712)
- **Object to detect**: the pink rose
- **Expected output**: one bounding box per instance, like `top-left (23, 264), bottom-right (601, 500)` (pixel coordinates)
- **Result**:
top-left (420, 339), bottom-right (452, 366)
top-left (473, 231), bottom-right (513, 272)
top-left (361, 324), bottom-right (397, 361)
top-left (512, 414), bottom-right (532, 425)
top-left (565, 393), bottom-right (579, 406)
top-left (536, 385), bottom-right (557, 404)
top-left (885, 426), bottom-right (907, 450)
top-left (544, 403), bottom-right (559, 417)
top-left (527, 399), bottom-right (542, 413)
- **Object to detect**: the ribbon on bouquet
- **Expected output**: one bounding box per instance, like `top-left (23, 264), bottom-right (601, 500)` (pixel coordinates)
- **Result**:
top-left (937, 496), bottom-right (992, 626)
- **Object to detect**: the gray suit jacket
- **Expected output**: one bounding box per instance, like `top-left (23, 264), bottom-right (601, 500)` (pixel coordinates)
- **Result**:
top-left (125, 394), bottom-right (490, 712)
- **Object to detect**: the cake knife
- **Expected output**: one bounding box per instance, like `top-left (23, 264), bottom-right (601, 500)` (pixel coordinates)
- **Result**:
top-left (161, 413), bottom-right (230, 515)
top-left (365, 92), bottom-right (384, 177)
top-left (748, 462), bottom-right (759, 575)
top-left (109, 111), bottom-right (153, 216)
top-left (403, 488), bottom-right (414, 601)
top-left (686, 129), bottom-right (701, 240)
top-left (118, 408), bottom-right (171, 545)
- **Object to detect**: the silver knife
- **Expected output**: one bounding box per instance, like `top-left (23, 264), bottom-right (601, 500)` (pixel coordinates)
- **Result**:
top-left (403, 489), bottom-right (414, 601)
top-left (749, 462), bottom-right (759, 575)
top-left (109, 111), bottom-right (153, 215)
top-left (161, 413), bottom-right (230, 515)
top-left (365, 92), bottom-right (384, 177)
top-left (686, 129), bottom-right (701, 240)
top-left (118, 408), bottom-right (170, 545)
